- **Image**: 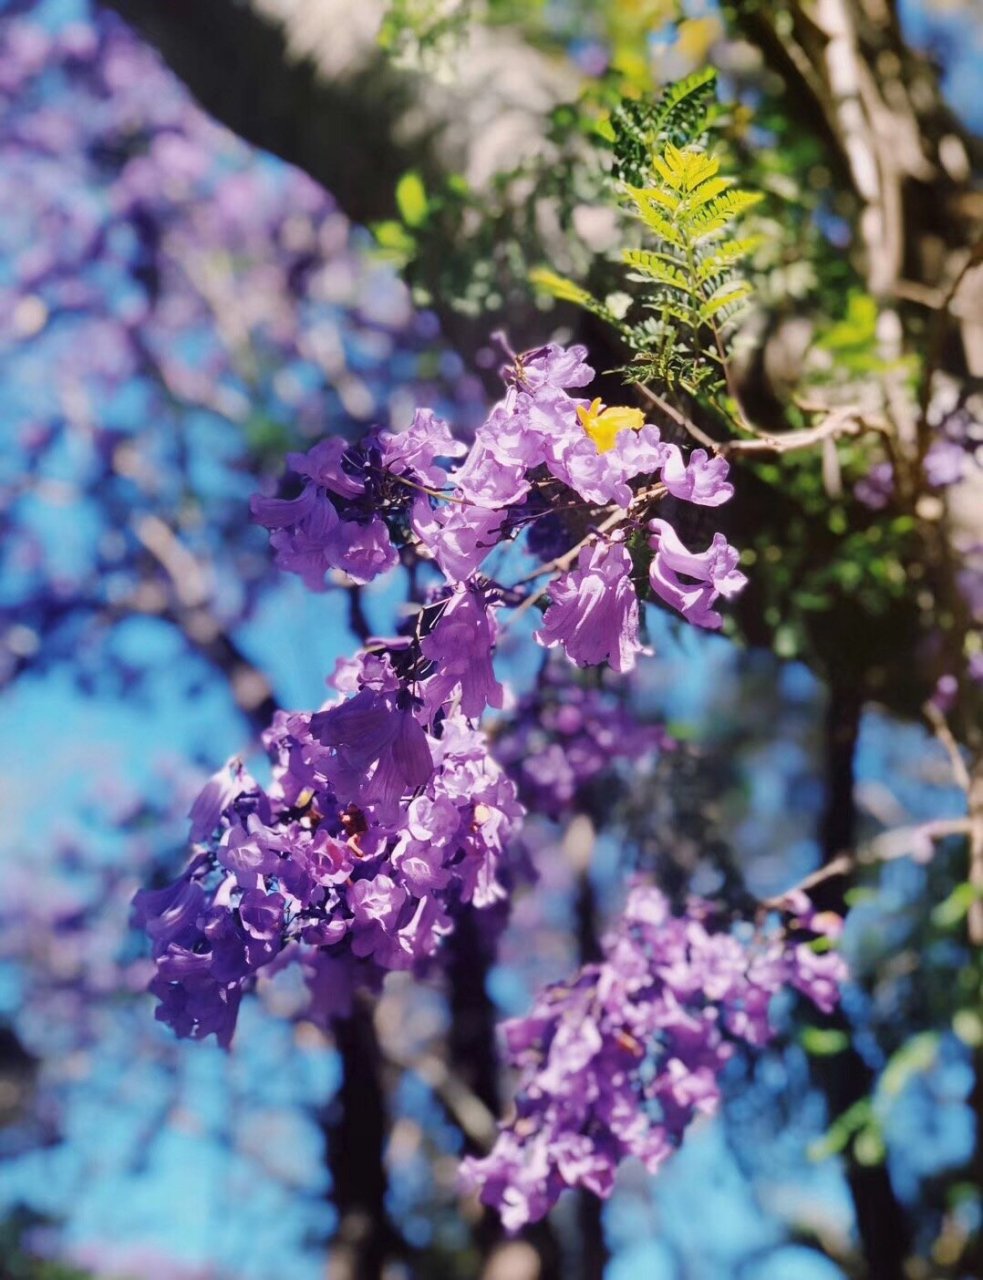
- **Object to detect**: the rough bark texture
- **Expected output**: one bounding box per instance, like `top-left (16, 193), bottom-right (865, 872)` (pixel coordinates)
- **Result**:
top-left (814, 683), bottom-right (912, 1280)
top-left (322, 998), bottom-right (402, 1280)
top-left (573, 865), bottom-right (609, 1280)
top-left (448, 913), bottom-right (563, 1280)
top-left (99, 0), bottom-right (581, 374)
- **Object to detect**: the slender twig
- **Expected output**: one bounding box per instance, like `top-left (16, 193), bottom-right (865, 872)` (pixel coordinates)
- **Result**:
top-left (132, 513), bottom-right (210, 608)
top-left (719, 406), bottom-right (867, 457)
top-left (923, 700), bottom-right (972, 793)
top-left (638, 383), bottom-right (889, 460)
top-left (763, 853), bottom-right (856, 910)
top-left (386, 469), bottom-right (472, 505)
top-left (510, 506), bottom-right (628, 591)
top-left (382, 1046), bottom-right (498, 1152)
top-left (968, 760), bottom-right (983, 946)
top-left (762, 816), bottom-right (973, 911)
top-left (506, 480), bottom-right (668, 626)
top-left (637, 384), bottom-right (719, 451)
top-left (916, 238), bottom-right (983, 463)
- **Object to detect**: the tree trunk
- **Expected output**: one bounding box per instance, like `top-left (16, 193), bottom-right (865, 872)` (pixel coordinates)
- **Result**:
top-left (814, 682), bottom-right (911, 1280)
top-left (321, 997), bottom-right (402, 1280)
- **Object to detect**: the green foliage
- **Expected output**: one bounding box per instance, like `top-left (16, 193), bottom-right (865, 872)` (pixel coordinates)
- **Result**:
top-left (606, 66), bottom-right (719, 185)
top-left (808, 1096), bottom-right (879, 1162)
top-left (534, 74), bottom-right (762, 401)
top-left (879, 1032), bottom-right (941, 1098)
top-left (619, 136), bottom-right (761, 393)
top-left (810, 290), bottom-right (917, 389)
top-left (932, 880), bottom-right (983, 930)
top-left (799, 1026), bottom-right (850, 1056)
top-left (528, 267), bottom-right (604, 313)
top-left (378, 0), bottom-right (482, 67)
top-left (395, 170), bottom-right (429, 227)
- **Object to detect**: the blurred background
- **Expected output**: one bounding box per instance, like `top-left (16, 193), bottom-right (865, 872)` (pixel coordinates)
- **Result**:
top-left (0, 1), bottom-right (981, 1278)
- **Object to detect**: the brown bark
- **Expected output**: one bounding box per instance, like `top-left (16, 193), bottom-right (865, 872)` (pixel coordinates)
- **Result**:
top-left (322, 998), bottom-right (403, 1280)
top-left (813, 682), bottom-right (911, 1280)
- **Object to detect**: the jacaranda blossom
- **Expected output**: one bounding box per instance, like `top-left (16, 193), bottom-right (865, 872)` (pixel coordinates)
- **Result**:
top-left (461, 884), bottom-right (846, 1230)
top-left (536, 541), bottom-right (642, 672)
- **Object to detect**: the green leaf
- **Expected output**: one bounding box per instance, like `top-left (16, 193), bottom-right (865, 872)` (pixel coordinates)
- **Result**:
top-left (699, 280), bottom-right (752, 323)
top-left (808, 1097), bottom-right (871, 1161)
top-left (696, 238), bottom-right (764, 283)
top-left (800, 1027), bottom-right (850, 1056)
top-left (685, 174), bottom-right (733, 211)
top-left (879, 1032), bottom-right (940, 1098)
top-left (624, 190), bottom-right (686, 247)
top-left (595, 115), bottom-right (616, 143)
top-left (649, 66), bottom-right (718, 147)
top-left (395, 170), bottom-right (429, 227)
top-left (953, 1009), bottom-right (983, 1047)
top-left (652, 143), bottom-right (720, 194)
top-left (530, 267), bottom-right (598, 310)
top-left (854, 1125), bottom-right (886, 1166)
top-left (691, 190), bottom-right (763, 240)
top-left (547, 75), bottom-right (761, 406)
top-left (372, 219), bottom-right (416, 261)
top-left (622, 249), bottom-right (690, 291)
top-left (932, 881), bottom-right (983, 930)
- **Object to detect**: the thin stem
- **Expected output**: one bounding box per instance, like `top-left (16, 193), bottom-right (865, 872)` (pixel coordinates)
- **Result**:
top-left (385, 469), bottom-right (471, 505)
top-left (637, 384), bottom-right (719, 450)
top-left (916, 238), bottom-right (983, 465)
top-left (923, 700), bottom-right (972, 793)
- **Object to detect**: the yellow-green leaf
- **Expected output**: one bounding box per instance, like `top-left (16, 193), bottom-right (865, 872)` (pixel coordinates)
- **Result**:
top-left (395, 170), bottom-right (428, 227)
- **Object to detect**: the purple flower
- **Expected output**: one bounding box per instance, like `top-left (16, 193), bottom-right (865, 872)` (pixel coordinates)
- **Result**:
top-left (254, 410), bottom-right (467, 589)
top-left (132, 861), bottom-right (208, 949)
top-left (479, 398), bottom-right (550, 474)
top-left (420, 586), bottom-right (504, 719)
top-left (379, 407), bottom-right (466, 488)
top-left (786, 943), bottom-right (846, 1015)
top-left (287, 437), bottom-right (365, 497)
top-left (463, 883), bottom-right (847, 1229)
top-left (509, 342), bottom-right (594, 392)
top-left (492, 660), bottom-right (671, 818)
top-left (930, 673), bottom-right (959, 714)
top-left (248, 484), bottom-right (320, 530)
top-left (924, 437), bottom-right (967, 488)
top-left (661, 446), bottom-right (734, 506)
top-left (854, 460), bottom-right (894, 510)
top-left (139, 651), bottom-right (526, 1044)
top-left (541, 417), bottom-right (667, 509)
top-left (648, 518), bottom-right (747, 629)
top-left (311, 688), bottom-right (434, 814)
top-left (412, 499), bottom-right (507, 582)
top-left (547, 435), bottom-right (635, 508)
top-left (141, 337), bottom-right (750, 1063)
top-left (349, 875), bottom-right (408, 960)
top-left (453, 437), bottom-right (531, 507)
top-left (255, 486), bottom-right (398, 588)
top-left (536, 541), bottom-right (642, 672)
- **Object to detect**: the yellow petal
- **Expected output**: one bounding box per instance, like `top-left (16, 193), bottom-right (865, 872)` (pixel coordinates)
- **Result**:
top-left (576, 400), bottom-right (646, 453)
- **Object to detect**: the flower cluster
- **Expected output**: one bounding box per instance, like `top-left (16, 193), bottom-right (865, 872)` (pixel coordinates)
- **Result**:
top-left (491, 661), bottom-right (672, 818)
top-left (141, 342), bottom-right (752, 1047)
top-left (135, 648), bottom-right (524, 1046)
top-left (251, 342), bottom-right (746, 673)
top-left (855, 396), bottom-right (981, 510)
top-left (461, 884), bottom-right (846, 1230)
top-left (249, 410), bottom-right (466, 588)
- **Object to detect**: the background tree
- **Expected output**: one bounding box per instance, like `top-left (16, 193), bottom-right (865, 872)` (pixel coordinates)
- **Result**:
top-left (1, 2), bottom-right (981, 1279)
